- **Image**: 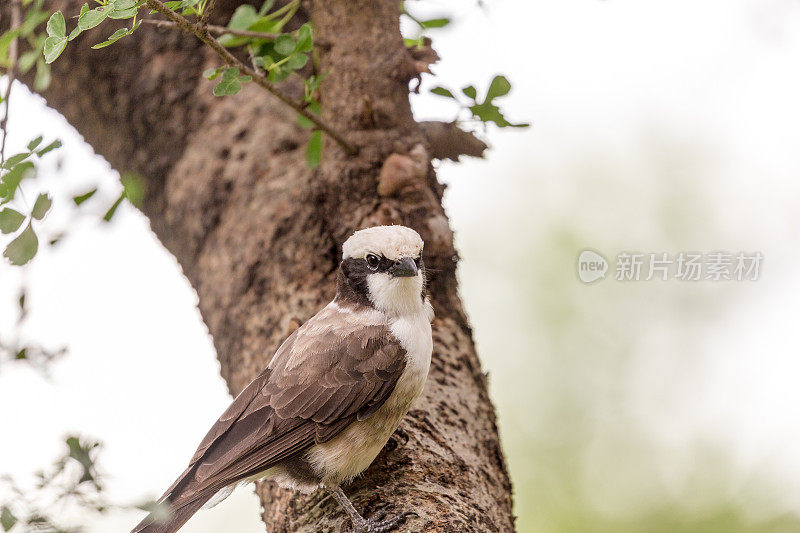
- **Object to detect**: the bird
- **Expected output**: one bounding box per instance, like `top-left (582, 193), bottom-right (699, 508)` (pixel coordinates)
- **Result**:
top-left (132, 225), bottom-right (434, 533)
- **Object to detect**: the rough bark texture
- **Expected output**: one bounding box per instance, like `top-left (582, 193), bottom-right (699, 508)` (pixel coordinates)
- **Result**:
top-left (11, 0), bottom-right (515, 530)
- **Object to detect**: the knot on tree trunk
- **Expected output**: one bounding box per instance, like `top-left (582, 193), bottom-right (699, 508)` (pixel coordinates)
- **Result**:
top-left (375, 144), bottom-right (452, 257)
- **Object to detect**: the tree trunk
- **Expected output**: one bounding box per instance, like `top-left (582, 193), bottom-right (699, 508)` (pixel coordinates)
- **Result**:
top-left (14, 0), bottom-right (515, 530)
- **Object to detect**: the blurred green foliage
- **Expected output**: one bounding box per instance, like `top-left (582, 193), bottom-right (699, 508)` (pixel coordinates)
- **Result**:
top-left (454, 141), bottom-right (800, 532)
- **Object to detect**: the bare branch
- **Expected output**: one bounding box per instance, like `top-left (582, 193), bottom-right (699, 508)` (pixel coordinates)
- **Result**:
top-left (141, 18), bottom-right (279, 41)
top-left (0, 0), bottom-right (21, 164)
top-left (143, 0), bottom-right (356, 155)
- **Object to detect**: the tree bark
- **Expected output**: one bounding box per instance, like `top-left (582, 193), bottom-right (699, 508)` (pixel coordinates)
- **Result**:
top-left (11, 0), bottom-right (515, 530)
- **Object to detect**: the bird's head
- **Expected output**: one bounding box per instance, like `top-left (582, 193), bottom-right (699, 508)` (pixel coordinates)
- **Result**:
top-left (338, 225), bottom-right (427, 316)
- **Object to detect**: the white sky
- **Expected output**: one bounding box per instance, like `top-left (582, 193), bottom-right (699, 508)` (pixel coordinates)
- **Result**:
top-left (3, 0), bottom-right (800, 530)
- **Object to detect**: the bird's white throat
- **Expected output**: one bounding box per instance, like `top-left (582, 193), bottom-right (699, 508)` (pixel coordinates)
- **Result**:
top-left (366, 273), bottom-right (427, 317)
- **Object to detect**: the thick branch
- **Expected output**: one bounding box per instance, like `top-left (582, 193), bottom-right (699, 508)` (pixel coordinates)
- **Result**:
top-left (10, 0), bottom-right (515, 530)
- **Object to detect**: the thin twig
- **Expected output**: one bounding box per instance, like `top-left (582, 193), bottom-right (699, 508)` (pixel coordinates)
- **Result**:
top-left (142, 18), bottom-right (279, 40)
top-left (143, 0), bottom-right (356, 155)
top-left (1, 0), bottom-right (22, 165)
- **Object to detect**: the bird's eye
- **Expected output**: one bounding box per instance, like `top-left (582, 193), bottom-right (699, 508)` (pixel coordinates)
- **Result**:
top-left (366, 254), bottom-right (380, 269)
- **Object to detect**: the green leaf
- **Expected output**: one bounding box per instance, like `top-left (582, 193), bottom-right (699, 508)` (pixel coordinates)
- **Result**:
top-left (0, 162), bottom-right (34, 201)
top-left (108, 7), bottom-right (138, 19)
top-left (0, 31), bottom-right (18, 62)
top-left (285, 52), bottom-right (307, 70)
top-left (217, 34), bottom-right (249, 48)
top-left (46, 11), bottom-right (66, 38)
top-left (469, 102), bottom-right (529, 128)
top-left (108, 0), bottom-right (139, 21)
top-left (274, 34), bottom-right (295, 55)
top-left (27, 136), bottom-right (43, 151)
top-left (462, 85), bottom-right (477, 99)
top-left (43, 35), bottom-right (67, 64)
top-left (0, 208), bottom-right (25, 234)
top-left (420, 17), bottom-right (450, 28)
top-left (73, 188), bottom-right (98, 205)
top-left (303, 73), bottom-right (326, 102)
top-left (19, 8), bottom-right (51, 37)
top-left (203, 66), bottom-right (224, 80)
top-left (258, 0), bottom-right (275, 16)
top-left (228, 5), bottom-right (258, 30)
top-left (36, 139), bottom-right (62, 157)
top-left (31, 193), bottom-right (52, 220)
top-left (121, 172), bottom-right (144, 207)
top-left (267, 65), bottom-right (290, 83)
top-left (305, 73), bottom-right (327, 92)
top-left (213, 67), bottom-right (244, 96)
top-left (68, 26), bottom-right (84, 42)
top-left (65, 435), bottom-right (97, 483)
top-left (79, 7), bottom-right (110, 31)
top-left (296, 23), bottom-right (313, 53)
top-left (254, 55), bottom-right (273, 69)
top-left (297, 114), bottom-right (312, 129)
top-left (249, 18), bottom-right (282, 34)
top-left (111, 0), bottom-right (137, 11)
top-left (3, 152), bottom-right (31, 169)
top-left (92, 28), bottom-right (130, 49)
top-left (3, 223), bottom-right (38, 265)
top-left (431, 86), bottom-right (455, 98)
top-left (103, 193), bottom-right (124, 222)
top-left (34, 59), bottom-right (52, 91)
top-left (296, 100), bottom-right (321, 129)
top-left (485, 75), bottom-right (511, 101)
top-left (306, 130), bottom-right (322, 169)
top-left (67, 4), bottom-right (90, 41)
top-left (0, 506), bottom-right (17, 531)
top-left (18, 49), bottom-right (39, 73)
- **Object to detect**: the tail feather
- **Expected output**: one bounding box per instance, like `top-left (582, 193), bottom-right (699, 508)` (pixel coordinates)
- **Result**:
top-left (132, 493), bottom-right (214, 533)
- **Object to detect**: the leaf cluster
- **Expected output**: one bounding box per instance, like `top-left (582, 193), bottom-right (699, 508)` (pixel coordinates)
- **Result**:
top-left (0, 287), bottom-right (66, 372)
top-left (0, 435), bottom-right (161, 533)
top-left (44, 0), bottom-right (330, 166)
top-left (44, 0), bottom-right (144, 64)
top-left (400, 3), bottom-right (451, 49)
top-left (0, 0), bottom-right (53, 90)
top-left (432, 75), bottom-right (529, 129)
top-left (0, 137), bottom-right (60, 265)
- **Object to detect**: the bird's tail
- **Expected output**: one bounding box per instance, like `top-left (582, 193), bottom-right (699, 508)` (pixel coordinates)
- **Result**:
top-left (131, 466), bottom-right (214, 533)
top-left (131, 494), bottom-right (213, 533)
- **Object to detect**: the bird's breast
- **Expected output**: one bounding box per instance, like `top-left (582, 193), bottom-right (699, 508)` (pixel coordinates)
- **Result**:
top-left (304, 310), bottom-right (433, 486)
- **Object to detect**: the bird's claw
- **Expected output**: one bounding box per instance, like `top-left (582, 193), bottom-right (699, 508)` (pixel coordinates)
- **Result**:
top-left (348, 509), bottom-right (417, 533)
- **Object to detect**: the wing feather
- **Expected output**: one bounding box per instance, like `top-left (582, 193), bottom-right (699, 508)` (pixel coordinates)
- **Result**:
top-left (169, 302), bottom-right (406, 497)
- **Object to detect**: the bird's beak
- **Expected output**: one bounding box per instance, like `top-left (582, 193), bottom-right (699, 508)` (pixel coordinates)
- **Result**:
top-left (390, 256), bottom-right (418, 278)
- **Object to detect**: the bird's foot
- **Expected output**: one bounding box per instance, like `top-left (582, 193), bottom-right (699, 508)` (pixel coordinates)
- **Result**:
top-left (348, 505), bottom-right (416, 533)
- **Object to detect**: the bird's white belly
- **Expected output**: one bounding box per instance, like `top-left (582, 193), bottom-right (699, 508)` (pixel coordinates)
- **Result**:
top-left (305, 311), bottom-right (433, 486)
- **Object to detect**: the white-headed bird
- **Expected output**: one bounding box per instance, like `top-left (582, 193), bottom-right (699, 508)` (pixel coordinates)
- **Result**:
top-left (132, 225), bottom-right (434, 533)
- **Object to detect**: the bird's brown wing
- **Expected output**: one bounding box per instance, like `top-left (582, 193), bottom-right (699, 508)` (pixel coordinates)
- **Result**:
top-left (168, 303), bottom-right (406, 499)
